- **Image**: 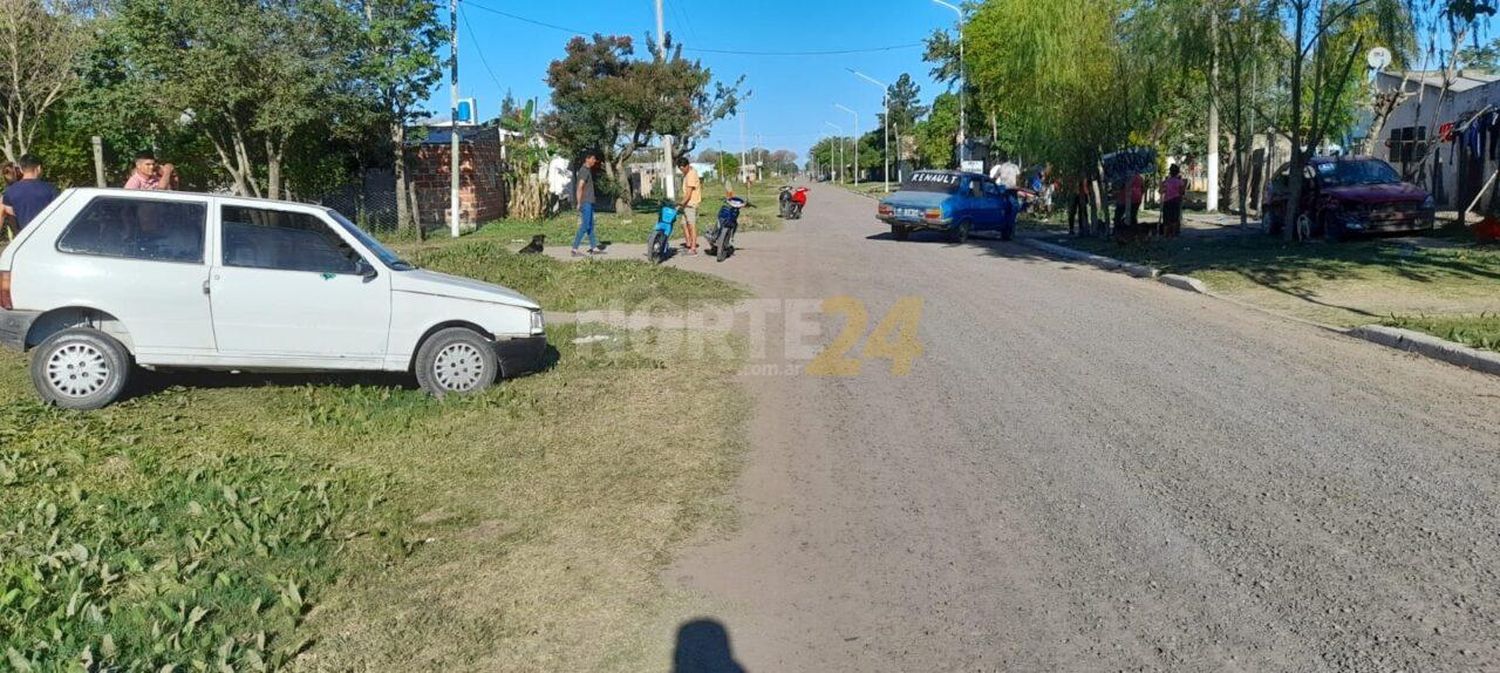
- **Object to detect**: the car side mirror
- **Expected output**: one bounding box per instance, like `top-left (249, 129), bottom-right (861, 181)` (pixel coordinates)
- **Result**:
top-left (355, 258), bottom-right (377, 282)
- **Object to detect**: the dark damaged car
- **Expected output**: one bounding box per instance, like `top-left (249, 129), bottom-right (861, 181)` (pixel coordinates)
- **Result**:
top-left (1261, 156), bottom-right (1436, 241)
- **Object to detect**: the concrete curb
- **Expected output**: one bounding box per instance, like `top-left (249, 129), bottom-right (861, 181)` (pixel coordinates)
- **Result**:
top-left (1019, 238), bottom-right (1160, 279)
top-left (1159, 274), bottom-right (1210, 294)
top-left (1347, 325), bottom-right (1500, 376)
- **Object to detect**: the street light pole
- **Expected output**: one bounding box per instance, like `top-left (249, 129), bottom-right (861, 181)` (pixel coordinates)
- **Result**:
top-left (655, 0), bottom-right (676, 200)
top-left (849, 69), bottom-right (891, 193)
top-left (448, 0), bottom-right (460, 237)
top-left (932, 0), bottom-right (965, 164)
top-left (835, 104), bottom-right (858, 185)
top-left (824, 122), bottom-right (843, 183)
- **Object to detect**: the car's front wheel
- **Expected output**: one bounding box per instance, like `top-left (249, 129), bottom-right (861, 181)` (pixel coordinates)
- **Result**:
top-left (30, 327), bottom-right (132, 410)
top-left (415, 327), bottom-right (499, 398)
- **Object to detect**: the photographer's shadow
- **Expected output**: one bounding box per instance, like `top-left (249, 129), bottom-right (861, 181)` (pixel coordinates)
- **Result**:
top-left (672, 619), bottom-right (746, 673)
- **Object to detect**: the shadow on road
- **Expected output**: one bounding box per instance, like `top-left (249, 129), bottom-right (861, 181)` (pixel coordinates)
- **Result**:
top-left (864, 230), bottom-right (1058, 264)
top-left (672, 619), bottom-right (747, 673)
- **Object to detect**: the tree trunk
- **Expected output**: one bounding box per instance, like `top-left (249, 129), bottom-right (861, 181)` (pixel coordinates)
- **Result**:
top-left (1207, 11), bottom-right (1221, 213)
top-left (266, 137), bottom-right (281, 201)
top-left (1283, 3), bottom-right (1308, 241)
top-left (394, 122), bottom-right (411, 232)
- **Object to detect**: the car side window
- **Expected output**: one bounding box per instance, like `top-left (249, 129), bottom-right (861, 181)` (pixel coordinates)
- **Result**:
top-left (56, 196), bottom-right (207, 264)
top-left (221, 205), bottom-right (363, 275)
top-left (983, 182), bottom-right (1003, 198)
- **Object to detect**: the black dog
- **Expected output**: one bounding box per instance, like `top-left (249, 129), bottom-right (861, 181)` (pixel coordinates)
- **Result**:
top-left (518, 234), bottom-right (545, 254)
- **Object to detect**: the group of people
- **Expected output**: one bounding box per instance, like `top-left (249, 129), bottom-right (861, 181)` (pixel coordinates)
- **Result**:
top-left (1060, 164), bottom-right (1188, 239)
top-left (0, 151), bottom-right (180, 239)
top-left (569, 152), bottom-right (707, 257)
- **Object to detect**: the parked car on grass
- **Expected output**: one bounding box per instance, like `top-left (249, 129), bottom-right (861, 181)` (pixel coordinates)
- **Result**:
top-left (1261, 156), bottom-right (1436, 241)
top-left (877, 170), bottom-right (1024, 243)
top-left (0, 188), bottom-right (547, 409)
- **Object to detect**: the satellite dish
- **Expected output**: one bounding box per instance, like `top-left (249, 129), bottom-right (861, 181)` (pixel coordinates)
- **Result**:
top-left (1368, 47), bottom-right (1392, 70)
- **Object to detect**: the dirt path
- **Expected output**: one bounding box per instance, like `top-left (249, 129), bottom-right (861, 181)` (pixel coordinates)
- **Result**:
top-left (661, 185), bottom-right (1500, 671)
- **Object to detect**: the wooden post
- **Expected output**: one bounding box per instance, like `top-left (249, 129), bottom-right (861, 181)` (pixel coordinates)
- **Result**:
top-left (91, 136), bottom-right (105, 187)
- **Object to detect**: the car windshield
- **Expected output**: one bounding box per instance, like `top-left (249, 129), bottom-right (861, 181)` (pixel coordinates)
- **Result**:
top-left (329, 210), bottom-right (416, 271)
top-left (1317, 160), bottom-right (1400, 187)
top-left (899, 171), bottom-right (963, 194)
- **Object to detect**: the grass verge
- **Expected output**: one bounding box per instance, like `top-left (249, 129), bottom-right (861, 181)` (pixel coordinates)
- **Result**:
top-left (0, 320), bottom-right (748, 670)
top-left (388, 238), bottom-right (750, 313)
top-left (1381, 313), bottom-right (1500, 352)
top-left (471, 180), bottom-right (786, 246)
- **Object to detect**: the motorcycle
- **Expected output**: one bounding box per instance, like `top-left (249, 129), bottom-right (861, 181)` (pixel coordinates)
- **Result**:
top-left (789, 187), bottom-right (808, 219)
top-left (704, 197), bottom-right (747, 262)
top-left (780, 185), bottom-right (804, 217)
top-left (647, 204), bottom-right (678, 264)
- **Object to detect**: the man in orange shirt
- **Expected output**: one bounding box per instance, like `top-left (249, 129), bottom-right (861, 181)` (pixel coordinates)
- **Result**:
top-left (676, 156), bottom-right (702, 255)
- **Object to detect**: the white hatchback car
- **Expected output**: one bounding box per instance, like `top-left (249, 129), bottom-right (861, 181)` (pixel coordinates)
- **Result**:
top-left (0, 188), bottom-right (546, 409)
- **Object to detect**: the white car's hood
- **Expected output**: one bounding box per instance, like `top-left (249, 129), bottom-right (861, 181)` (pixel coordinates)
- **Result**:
top-left (392, 269), bottom-right (540, 310)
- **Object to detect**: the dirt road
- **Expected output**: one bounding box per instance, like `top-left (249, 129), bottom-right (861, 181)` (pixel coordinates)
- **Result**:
top-left (663, 186), bottom-right (1500, 672)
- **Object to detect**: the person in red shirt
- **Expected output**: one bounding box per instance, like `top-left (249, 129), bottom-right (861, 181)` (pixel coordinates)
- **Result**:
top-left (1159, 164), bottom-right (1187, 237)
top-left (1113, 171), bottom-right (1145, 233)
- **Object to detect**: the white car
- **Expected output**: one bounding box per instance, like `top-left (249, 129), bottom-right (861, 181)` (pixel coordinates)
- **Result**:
top-left (0, 188), bottom-right (546, 409)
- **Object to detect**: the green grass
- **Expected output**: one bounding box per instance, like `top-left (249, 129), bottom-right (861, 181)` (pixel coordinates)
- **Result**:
top-left (470, 180), bottom-right (786, 246)
top-left (1382, 313), bottom-right (1500, 351)
top-left (0, 320), bottom-right (750, 670)
top-left (389, 238), bottom-right (750, 313)
top-left (1055, 233), bottom-right (1500, 296)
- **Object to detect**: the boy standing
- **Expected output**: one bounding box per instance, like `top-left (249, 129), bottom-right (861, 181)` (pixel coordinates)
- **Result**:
top-left (676, 156), bottom-right (702, 255)
top-left (572, 151), bottom-right (601, 256)
top-left (1, 155), bottom-right (58, 233)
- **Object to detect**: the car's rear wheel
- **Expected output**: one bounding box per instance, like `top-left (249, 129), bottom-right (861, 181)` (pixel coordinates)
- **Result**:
top-left (31, 327), bottom-right (132, 410)
top-left (891, 226), bottom-right (909, 241)
top-left (1323, 216), bottom-right (1347, 243)
top-left (950, 220), bottom-right (971, 244)
top-left (1261, 207), bottom-right (1282, 235)
top-left (415, 327), bottom-right (498, 398)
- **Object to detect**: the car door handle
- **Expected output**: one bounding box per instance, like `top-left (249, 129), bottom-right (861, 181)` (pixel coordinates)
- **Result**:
top-left (202, 279), bottom-right (211, 295)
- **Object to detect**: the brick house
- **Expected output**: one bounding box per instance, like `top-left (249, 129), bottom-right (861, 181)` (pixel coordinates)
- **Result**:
top-left (407, 126), bottom-right (509, 230)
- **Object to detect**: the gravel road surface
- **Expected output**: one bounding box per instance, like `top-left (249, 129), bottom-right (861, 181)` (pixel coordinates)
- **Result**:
top-left (664, 186), bottom-right (1500, 672)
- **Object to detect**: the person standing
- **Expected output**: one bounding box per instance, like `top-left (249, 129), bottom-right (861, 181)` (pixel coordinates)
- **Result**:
top-left (1112, 170), bottom-right (1144, 234)
top-left (571, 151), bottom-right (602, 256)
top-left (1, 155), bottom-right (58, 234)
top-left (124, 151), bottom-right (174, 190)
top-left (676, 156), bottom-right (702, 255)
top-left (1160, 164), bottom-right (1187, 237)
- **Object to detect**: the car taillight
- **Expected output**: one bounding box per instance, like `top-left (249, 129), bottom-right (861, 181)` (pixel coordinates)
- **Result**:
top-left (0, 271), bottom-right (11, 310)
top-left (924, 208), bottom-right (943, 220)
top-left (878, 204), bottom-right (893, 215)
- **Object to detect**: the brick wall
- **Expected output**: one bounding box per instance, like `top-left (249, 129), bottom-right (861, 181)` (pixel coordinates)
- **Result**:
top-left (407, 132), bottom-right (510, 230)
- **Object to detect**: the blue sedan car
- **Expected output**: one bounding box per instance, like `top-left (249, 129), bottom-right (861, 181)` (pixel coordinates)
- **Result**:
top-left (876, 170), bottom-right (1024, 242)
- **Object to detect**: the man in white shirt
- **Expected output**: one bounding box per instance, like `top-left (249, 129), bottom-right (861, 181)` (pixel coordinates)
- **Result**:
top-left (991, 160), bottom-right (1021, 189)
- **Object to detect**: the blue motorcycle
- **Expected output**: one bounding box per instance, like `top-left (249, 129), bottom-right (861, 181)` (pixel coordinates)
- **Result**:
top-left (648, 204), bottom-right (678, 264)
top-left (704, 197), bottom-right (747, 262)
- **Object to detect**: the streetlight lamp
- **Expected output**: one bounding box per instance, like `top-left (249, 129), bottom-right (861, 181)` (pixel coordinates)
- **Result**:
top-left (824, 122), bottom-right (844, 183)
top-left (835, 104), bottom-right (859, 185)
top-left (850, 69), bottom-right (891, 193)
top-left (931, 0), bottom-right (966, 165)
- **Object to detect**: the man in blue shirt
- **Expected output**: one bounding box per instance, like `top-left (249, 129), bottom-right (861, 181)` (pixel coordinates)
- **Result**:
top-left (2, 154), bottom-right (58, 234)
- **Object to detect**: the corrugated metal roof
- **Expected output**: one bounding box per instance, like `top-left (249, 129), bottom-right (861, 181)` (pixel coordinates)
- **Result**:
top-left (1384, 70), bottom-right (1500, 93)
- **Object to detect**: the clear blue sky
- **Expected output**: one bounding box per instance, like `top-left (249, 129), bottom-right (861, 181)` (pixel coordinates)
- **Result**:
top-left (430, 0), bottom-right (957, 162)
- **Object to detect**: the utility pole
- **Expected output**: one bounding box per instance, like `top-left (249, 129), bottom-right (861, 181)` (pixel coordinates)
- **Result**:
top-left (656, 0), bottom-right (676, 200)
top-left (825, 122), bottom-right (844, 183)
top-left (836, 104), bottom-right (858, 185)
top-left (850, 70), bottom-right (891, 192)
top-left (448, 0), bottom-right (460, 237)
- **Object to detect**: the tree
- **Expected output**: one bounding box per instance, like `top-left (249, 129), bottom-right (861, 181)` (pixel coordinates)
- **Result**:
top-left (913, 92), bottom-right (960, 169)
top-left (542, 33), bottom-right (740, 211)
top-left (0, 0), bottom-right (89, 162)
top-left (1459, 36), bottom-right (1500, 71)
top-left (97, 0), bottom-right (360, 198)
top-left (353, 0), bottom-right (444, 231)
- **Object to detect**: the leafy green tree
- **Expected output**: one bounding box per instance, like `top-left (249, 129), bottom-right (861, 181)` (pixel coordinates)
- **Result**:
top-left (913, 92), bottom-right (959, 169)
top-left (351, 0), bottom-right (445, 231)
top-left (0, 0), bottom-right (89, 161)
top-left (542, 33), bottom-right (741, 211)
top-left (1459, 37), bottom-right (1500, 71)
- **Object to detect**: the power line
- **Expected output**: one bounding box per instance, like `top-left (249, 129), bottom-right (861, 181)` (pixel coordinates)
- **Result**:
top-left (462, 1), bottom-right (925, 57)
top-left (459, 6), bottom-right (505, 94)
top-left (684, 43), bottom-right (926, 57)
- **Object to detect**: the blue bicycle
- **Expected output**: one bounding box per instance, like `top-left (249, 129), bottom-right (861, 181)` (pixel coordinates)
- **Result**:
top-left (648, 204), bottom-right (678, 264)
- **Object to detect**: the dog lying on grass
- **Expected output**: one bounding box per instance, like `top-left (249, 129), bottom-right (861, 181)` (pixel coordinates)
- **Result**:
top-left (518, 234), bottom-right (545, 254)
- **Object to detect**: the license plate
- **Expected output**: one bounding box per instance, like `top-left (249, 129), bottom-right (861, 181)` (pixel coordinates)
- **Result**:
top-left (896, 207), bottom-right (925, 220)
